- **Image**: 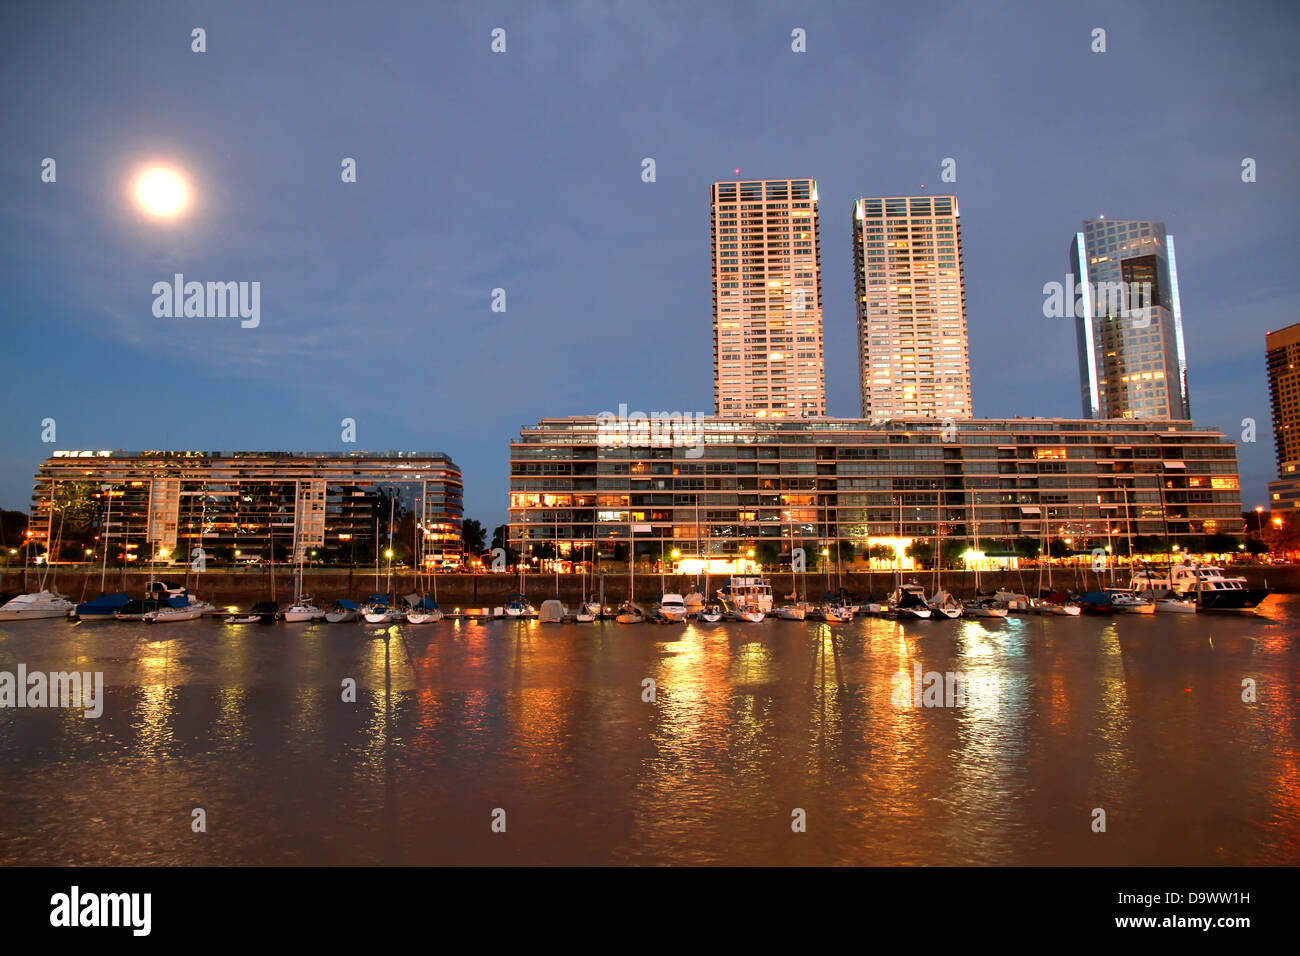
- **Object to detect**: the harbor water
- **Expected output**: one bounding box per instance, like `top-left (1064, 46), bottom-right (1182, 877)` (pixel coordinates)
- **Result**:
top-left (1, 598), bottom-right (1297, 865)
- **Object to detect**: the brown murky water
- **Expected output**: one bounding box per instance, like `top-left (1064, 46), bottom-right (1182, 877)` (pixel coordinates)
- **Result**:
top-left (1, 598), bottom-right (1297, 865)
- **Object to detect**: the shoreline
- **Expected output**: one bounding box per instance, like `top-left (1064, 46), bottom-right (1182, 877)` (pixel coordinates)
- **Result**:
top-left (6, 564), bottom-right (1296, 607)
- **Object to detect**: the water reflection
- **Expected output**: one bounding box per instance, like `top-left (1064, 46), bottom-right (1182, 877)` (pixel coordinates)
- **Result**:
top-left (0, 598), bottom-right (1297, 865)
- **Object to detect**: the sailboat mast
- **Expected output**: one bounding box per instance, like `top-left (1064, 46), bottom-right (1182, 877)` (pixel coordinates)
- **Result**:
top-left (40, 478), bottom-right (56, 591)
top-left (702, 525), bottom-right (710, 602)
top-left (694, 494), bottom-right (701, 594)
top-left (935, 514), bottom-right (943, 595)
top-left (99, 483), bottom-right (113, 594)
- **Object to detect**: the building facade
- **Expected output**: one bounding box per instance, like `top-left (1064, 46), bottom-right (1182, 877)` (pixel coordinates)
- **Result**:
top-left (852, 195), bottom-right (971, 422)
top-left (712, 178), bottom-right (826, 418)
top-left (28, 450), bottom-right (463, 565)
top-left (509, 416), bottom-right (1243, 564)
top-left (1267, 321), bottom-right (1300, 510)
top-left (1071, 218), bottom-right (1190, 420)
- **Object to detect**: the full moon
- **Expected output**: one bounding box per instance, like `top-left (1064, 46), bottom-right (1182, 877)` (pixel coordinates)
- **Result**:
top-left (131, 166), bottom-right (190, 219)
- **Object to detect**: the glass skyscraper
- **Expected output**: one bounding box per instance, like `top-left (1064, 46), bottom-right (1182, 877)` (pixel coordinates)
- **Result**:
top-left (1071, 218), bottom-right (1190, 420)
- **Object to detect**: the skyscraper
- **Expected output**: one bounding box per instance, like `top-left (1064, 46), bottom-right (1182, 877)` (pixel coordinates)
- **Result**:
top-left (711, 179), bottom-right (825, 418)
top-left (852, 195), bottom-right (971, 422)
top-left (1266, 321), bottom-right (1300, 510)
top-left (1071, 218), bottom-right (1190, 420)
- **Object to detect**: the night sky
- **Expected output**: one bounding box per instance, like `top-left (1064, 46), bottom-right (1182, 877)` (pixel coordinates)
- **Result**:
top-left (2, 0), bottom-right (1297, 529)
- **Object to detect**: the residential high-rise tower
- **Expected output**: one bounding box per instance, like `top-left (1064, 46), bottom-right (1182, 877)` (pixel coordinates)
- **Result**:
top-left (852, 195), bottom-right (971, 422)
top-left (711, 179), bottom-right (825, 418)
top-left (1267, 321), bottom-right (1300, 510)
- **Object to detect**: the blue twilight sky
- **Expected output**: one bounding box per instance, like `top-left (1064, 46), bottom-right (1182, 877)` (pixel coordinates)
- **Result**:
top-left (2, 0), bottom-right (1298, 530)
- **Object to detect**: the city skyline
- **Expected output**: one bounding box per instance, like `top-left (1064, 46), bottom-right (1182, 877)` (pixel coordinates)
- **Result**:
top-left (2, 1), bottom-right (1297, 531)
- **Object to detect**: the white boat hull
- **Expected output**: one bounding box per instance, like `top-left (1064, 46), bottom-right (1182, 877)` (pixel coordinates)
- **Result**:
top-left (0, 591), bottom-right (75, 621)
top-left (1118, 602), bottom-right (1156, 615)
top-left (0, 607), bottom-right (73, 621)
top-left (282, 609), bottom-right (326, 623)
top-left (892, 607), bottom-right (931, 620)
top-left (145, 607), bottom-right (205, 623)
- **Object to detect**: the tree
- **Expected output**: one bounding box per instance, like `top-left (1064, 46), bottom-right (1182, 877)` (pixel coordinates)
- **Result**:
top-left (1047, 539), bottom-right (1071, 558)
top-left (394, 510), bottom-right (417, 565)
top-left (754, 541), bottom-right (780, 569)
top-left (1013, 537), bottom-right (1040, 560)
top-left (867, 543), bottom-right (896, 564)
top-left (1132, 535), bottom-right (1167, 556)
top-left (490, 524), bottom-right (518, 567)
top-left (1203, 532), bottom-right (1239, 554)
top-left (0, 509), bottom-right (27, 552)
top-left (836, 539), bottom-right (855, 564)
top-left (461, 518), bottom-right (487, 555)
top-left (905, 540), bottom-right (934, 565)
top-left (940, 538), bottom-right (966, 566)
